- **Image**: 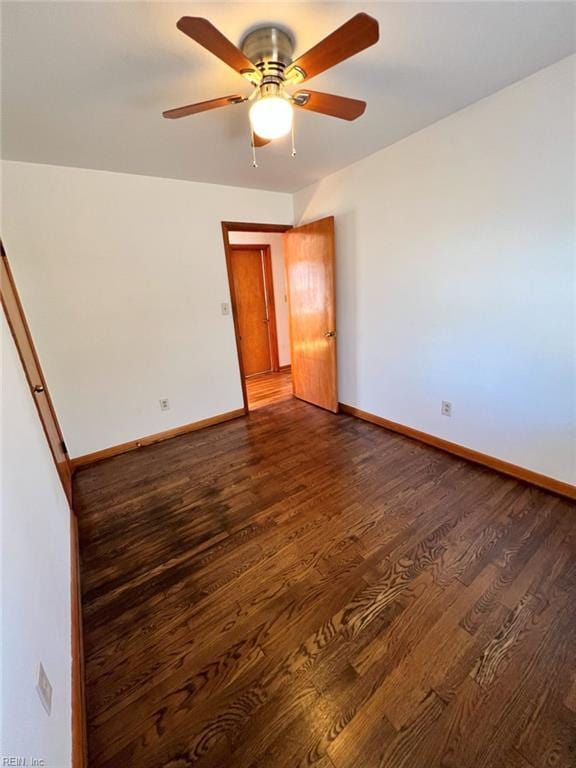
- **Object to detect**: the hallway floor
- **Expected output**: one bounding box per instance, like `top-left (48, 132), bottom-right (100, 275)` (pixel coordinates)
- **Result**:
top-left (75, 398), bottom-right (576, 768)
top-left (246, 369), bottom-right (293, 410)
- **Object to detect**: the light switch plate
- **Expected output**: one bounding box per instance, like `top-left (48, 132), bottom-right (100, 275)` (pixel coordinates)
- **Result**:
top-left (36, 662), bottom-right (52, 715)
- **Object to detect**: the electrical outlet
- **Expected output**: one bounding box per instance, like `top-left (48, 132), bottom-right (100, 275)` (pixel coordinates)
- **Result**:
top-left (159, 398), bottom-right (170, 411)
top-left (36, 663), bottom-right (52, 715)
top-left (221, 302), bottom-right (230, 316)
top-left (441, 400), bottom-right (453, 417)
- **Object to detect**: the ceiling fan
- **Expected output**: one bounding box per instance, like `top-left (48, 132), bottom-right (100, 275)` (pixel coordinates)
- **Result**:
top-left (163, 14), bottom-right (379, 155)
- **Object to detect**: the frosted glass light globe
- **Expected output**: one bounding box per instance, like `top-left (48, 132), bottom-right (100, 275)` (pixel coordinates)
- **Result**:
top-left (249, 96), bottom-right (293, 140)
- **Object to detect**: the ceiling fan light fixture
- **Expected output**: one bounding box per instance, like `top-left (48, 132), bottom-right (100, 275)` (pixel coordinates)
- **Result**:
top-left (249, 95), bottom-right (293, 140)
top-left (164, 14), bottom-right (379, 160)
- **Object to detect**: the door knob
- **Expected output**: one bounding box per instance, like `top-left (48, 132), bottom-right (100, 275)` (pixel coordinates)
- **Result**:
top-left (324, 330), bottom-right (336, 337)
top-left (33, 384), bottom-right (45, 393)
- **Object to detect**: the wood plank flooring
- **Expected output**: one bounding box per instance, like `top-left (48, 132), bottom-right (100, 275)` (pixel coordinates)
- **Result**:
top-left (74, 397), bottom-right (576, 768)
top-left (246, 370), bottom-right (293, 410)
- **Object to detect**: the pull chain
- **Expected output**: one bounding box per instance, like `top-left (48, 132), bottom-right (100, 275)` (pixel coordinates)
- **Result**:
top-left (251, 130), bottom-right (258, 168)
top-left (291, 118), bottom-right (296, 158)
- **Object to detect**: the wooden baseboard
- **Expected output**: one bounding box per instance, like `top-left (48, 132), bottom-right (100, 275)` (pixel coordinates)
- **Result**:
top-left (70, 511), bottom-right (87, 768)
top-left (71, 408), bottom-right (245, 469)
top-left (279, 364), bottom-right (292, 373)
top-left (339, 403), bottom-right (576, 501)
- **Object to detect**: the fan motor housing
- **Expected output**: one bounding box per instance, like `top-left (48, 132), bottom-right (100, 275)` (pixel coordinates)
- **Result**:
top-left (241, 26), bottom-right (295, 79)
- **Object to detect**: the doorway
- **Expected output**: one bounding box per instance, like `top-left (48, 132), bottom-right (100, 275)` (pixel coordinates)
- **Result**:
top-left (222, 219), bottom-right (338, 414)
top-left (228, 242), bottom-right (291, 410)
top-left (224, 224), bottom-right (292, 411)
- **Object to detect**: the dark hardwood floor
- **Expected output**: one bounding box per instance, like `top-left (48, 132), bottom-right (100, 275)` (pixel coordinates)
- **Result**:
top-left (74, 398), bottom-right (576, 768)
top-left (246, 370), bottom-right (293, 410)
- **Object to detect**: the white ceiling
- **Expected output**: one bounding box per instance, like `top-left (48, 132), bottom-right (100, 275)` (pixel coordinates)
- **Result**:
top-left (2, 2), bottom-right (575, 192)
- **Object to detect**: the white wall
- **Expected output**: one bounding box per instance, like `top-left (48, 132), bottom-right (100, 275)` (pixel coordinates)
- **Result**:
top-left (1, 162), bottom-right (293, 457)
top-left (294, 55), bottom-right (576, 485)
top-left (228, 231), bottom-right (291, 368)
top-left (1, 311), bottom-right (72, 767)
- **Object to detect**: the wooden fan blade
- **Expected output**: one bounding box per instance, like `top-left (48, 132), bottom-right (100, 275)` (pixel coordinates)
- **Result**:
top-left (177, 17), bottom-right (260, 80)
top-left (163, 95), bottom-right (246, 119)
top-left (293, 91), bottom-right (366, 121)
top-left (285, 13), bottom-right (379, 82)
top-left (252, 135), bottom-right (271, 148)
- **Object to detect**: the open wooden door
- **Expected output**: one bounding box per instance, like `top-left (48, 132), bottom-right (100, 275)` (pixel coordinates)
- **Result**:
top-left (1, 241), bottom-right (73, 504)
top-left (284, 216), bottom-right (338, 412)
